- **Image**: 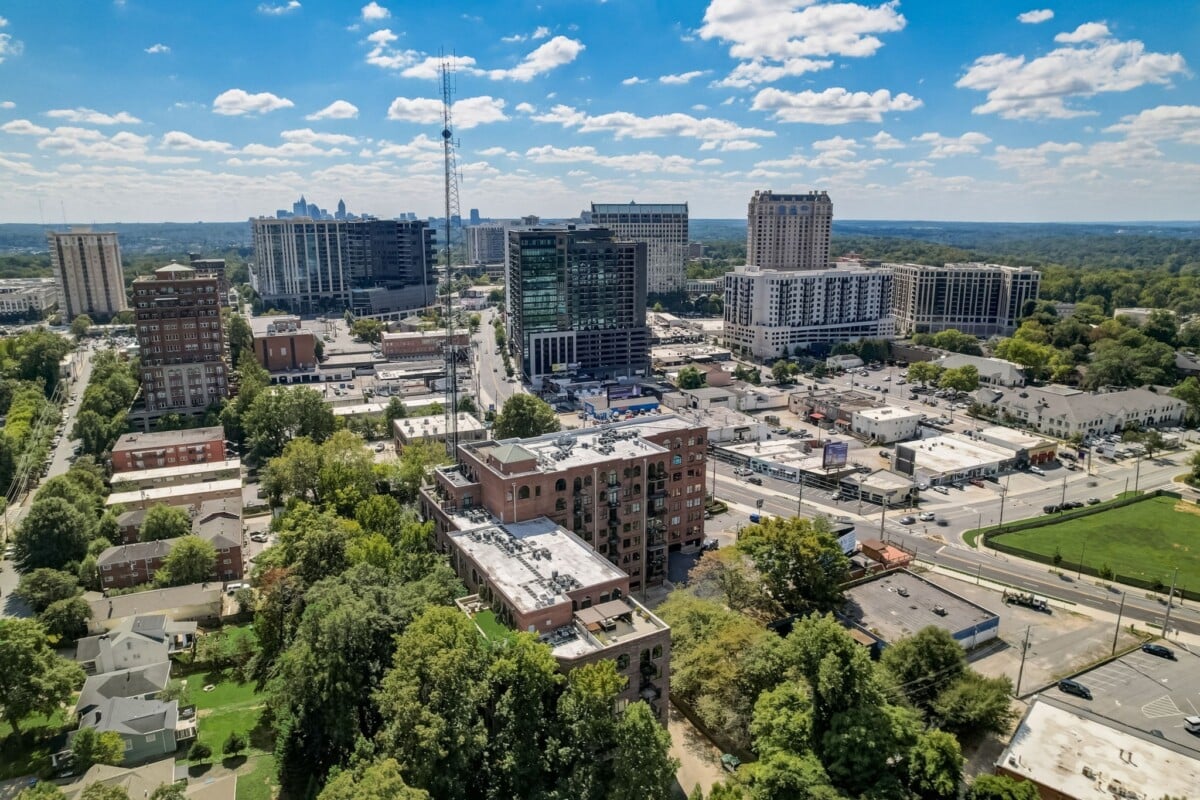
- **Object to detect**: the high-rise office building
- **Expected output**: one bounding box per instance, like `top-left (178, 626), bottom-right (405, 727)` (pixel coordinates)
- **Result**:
top-left (507, 227), bottom-right (649, 388)
top-left (336, 199), bottom-right (347, 221)
top-left (250, 217), bottom-right (435, 314)
top-left (133, 263), bottom-right (229, 414)
top-left (746, 190), bottom-right (833, 271)
top-left (466, 223), bottom-right (507, 265)
top-left (47, 229), bottom-right (128, 322)
top-left (590, 202), bottom-right (688, 294)
top-left (469, 208), bottom-right (481, 225)
top-left (889, 262), bottom-right (1041, 337)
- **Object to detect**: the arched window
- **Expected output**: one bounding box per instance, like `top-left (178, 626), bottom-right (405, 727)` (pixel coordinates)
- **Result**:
top-left (574, 477), bottom-right (583, 492)
top-left (616, 654), bottom-right (630, 670)
top-left (652, 644), bottom-right (662, 659)
top-left (556, 478), bottom-right (567, 492)
top-left (518, 485), bottom-right (531, 500)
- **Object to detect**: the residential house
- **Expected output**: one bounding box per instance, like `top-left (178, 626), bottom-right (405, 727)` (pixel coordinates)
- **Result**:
top-left (85, 586), bottom-right (223, 635)
top-left (75, 661), bottom-right (172, 720)
top-left (76, 615), bottom-right (197, 672)
top-left (72, 697), bottom-right (195, 764)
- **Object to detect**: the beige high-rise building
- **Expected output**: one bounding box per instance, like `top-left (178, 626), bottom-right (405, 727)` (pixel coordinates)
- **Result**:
top-left (47, 229), bottom-right (128, 321)
top-left (746, 190), bottom-right (832, 271)
top-left (590, 202), bottom-right (689, 294)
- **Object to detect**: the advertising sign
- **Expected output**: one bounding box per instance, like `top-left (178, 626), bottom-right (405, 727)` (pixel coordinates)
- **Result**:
top-left (822, 441), bottom-right (849, 470)
top-left (607, 384), bottom-right (640, 401)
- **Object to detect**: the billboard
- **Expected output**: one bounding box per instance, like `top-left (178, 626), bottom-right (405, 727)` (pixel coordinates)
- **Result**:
top-left (822, 441), bottom-right (849, 470)
top-left (607, 384), bottom-right (641, 401)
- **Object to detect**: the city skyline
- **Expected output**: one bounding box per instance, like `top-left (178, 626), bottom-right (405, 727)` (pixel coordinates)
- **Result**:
top-left (0, 1), bottom-right (1197, 223)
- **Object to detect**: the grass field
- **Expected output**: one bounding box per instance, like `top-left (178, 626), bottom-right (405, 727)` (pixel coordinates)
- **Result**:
top-left (472, 610), bottom-right (514, 643)
top-left (996, 495), bottom-right (1200, 590)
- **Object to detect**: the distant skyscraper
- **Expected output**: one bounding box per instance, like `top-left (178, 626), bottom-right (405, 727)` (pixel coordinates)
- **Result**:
top-left (590, 202), bottom-right (688, 294)
top-left (507, 227), bottom-right (648, 388)
top-left (469, 208), bottom-right (480, 225)
top-left (292, 195), bottom-right (308, 217)
top-left (336, 199), bottom-right (347, 220)
top-left (47, 228), bottom-right (128, 322)
top-left (890, 262), bottom-right (1041, 337)
top-left (133, 263), bottom-right (228, 414)
top-left (746, 190), bottom-right (832, 271)
top-left (466, 224), bottom-right (507, 265)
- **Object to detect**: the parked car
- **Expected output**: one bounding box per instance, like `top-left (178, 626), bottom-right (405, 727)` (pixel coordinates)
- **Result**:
top-left (1029, 465), bottom-right (1045, 476)
top-left (918, 512), bottom-right (935, 522)
top-left (747, 476), bottom-right (763, 486)
top-left (734, 467), bottom-right (752, 477)
top-left (1067, 500), bottom-right (1085, 509)
top-left (250, 533), bottom-right (268, 543)
top-left (1141, 643), bottom-right (1175, 659)
top-left (969, 478), bottom-right (985, 487)
top-left (932, 485), bottom-right (949, 495)
top-left (702, 539), bottom-right (720, 552)
top-left (1043, 504), bottom-right (1060, 514)
top-left (1058, 679), bottom-right (1092, 700)
top-left (899, 515), bottom-right (916, 525)
top-left (1087, 497), bottom-right (1102, 505)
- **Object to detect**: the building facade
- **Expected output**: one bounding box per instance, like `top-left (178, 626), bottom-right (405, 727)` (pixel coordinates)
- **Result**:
top-left (380, 329), bottom-right (469, 360)
top-left (507, 227), bottom-right (649, 388)
top-left (0, 278), bottom-right (59, 319)
top-left (47, 229), bottom-right (128, 321)
top-left (251, 315), bottom-right (318, 373)
top-left (890, 262), bottom-right (1041, 337)
top-left (980, 384), bottom-right (1187, 439)
top-left (111, 427), bottom-right (227, 473)
top-left (746, 190), bottom-right (833, 271)
top-left (466, 223), bottom-right (507, 265)
top-left (421, 415), bottom-right (708, 593)
top-left (251, 217), bottom-right (435, 314)
top-left (590, 202), bottom-right (689, 294)
top-left (133, 264), bottom-right (229, 414)
top-left (723, 263), bottom-right (894, 359)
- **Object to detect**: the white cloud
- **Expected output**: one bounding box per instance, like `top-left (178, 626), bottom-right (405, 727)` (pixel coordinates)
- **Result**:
top-left (401, 55), bottom-right (479, 80)
top-left (257, 1), bottom-right (300, 15)
top-left (46, 108), bottom-right (142, 125)
top-left (478, 146), bottom-right (518, 157)
top-left (224, 157), bottom-right (303, 167)
top-left (813, 135), bottom-right (859, 152)
top-left (1104, 105), bottom-right (1200, 145)
top-left (375, 134), bottom-right (443, 159)
top-left (956, 29), bottom-right (1187, 119)
top-left (1055, 22), bottom-right (1110, 44)
top-left (37, 127), bottom-right (197, 163)
top-left (526, 144), bottom-right (701, 174)
top-left (692, 104), bottom-right (709, 111)
top-left (990, 141), bottom-right (1082, 170)
top-left (913, 131), bottom-right (992, 158)
top-left (515, 102), bottom-right (536, 114)
top-left (502, 25), bottom-right (551, 43)
top-left (0, 18), bottom-right (21, 64)
top-left (364, 28), bottom-right (417, 70)
top-left (751, 87), bottom-right (922, 124)
top-left (531, 104), bottom-right (775, 143)
top-left (0, 16), bottom-right (6, 25)
top-left (622, 76), bottom-right (648, 85)
top-left (712, 57), bottom-right (833, 88)
top-left (145, 43), bottom-right (170, 54)
top-left (212, 89), bottom-right (294, 116)
top-left (717, 139), bottom-right (761, 151)
top-left (487, 36), bottom-right (584, 81)
top-left (241, 141), bottom-right (346, 158)
top-left (305, 100), bottom-right (359, 120)
top-left (868, 130), bottom-right (904, 150)
top-left (361, 2), bottom-right (389, 21)
top-left (1017, 9), bottom-right (1054, 24)
top-left (660, 70), bottom-right (709, 85)
top-left (532, 26), bottom-right (551, 40)
top-left (1, 119), bottom-right (50, 136)
top-left (386, 96), bottom-right (508, 129)
top-left (160, 131), bottom-right (234, 152)
top-left (699, 0), bottom-right (905, 61)
top-left (281, 128), bottom-right (358, 146)
top-left (0, 101), bottom-right (14, 109)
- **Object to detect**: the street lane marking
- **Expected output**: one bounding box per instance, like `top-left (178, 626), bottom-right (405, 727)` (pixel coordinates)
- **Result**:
top-left (1143, 695), bottom-right (1183, 719)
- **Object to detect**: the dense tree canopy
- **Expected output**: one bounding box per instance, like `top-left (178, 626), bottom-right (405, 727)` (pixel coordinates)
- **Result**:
top-left (155, 536), bottom-right (216, 586)
top-left (140, 504), bottom-right (193, 542)
top-left (0, 618), bottom-right (86, 735)
top-left (492, 394), bottom-right (560, 440)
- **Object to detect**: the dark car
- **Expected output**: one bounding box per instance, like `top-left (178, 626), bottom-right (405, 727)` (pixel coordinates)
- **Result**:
top-left (1141, 643), bottom-right (1175, 659)
top-left (1043, 504), bottom-right (1060, 514)
top-left (747, 476), bottom-right (763, 486)
top-left (1067, 500), bottom-right (1085, 509)
top-left (899, 515), bottom-right (916, 525)
top-left (1058, 679), bottom-right (1092, 700)
top-left (702, 539), bottom-right (720, 552)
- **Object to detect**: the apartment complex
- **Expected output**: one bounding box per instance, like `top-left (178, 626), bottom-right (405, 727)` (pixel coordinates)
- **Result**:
top-left (250, 217), bottom-right (435, 315)
top-left (47, 229), bottom-right (128, 321)
top-left (97, 500), bottom-right (243, 589)
top-left (251, 315), bottom-right (318, 374)
top-left (976, 384), bottom-right (1186, 439)
top-left (133, 264), bottom-right (229, 414)
top-left (590, 202), bottom-right (689, 294)
top-left (724, 263), bottom-right (894, 359)
top-left (187, 256), bottom-right (231, 305)
top-left (421, 415), bottom-right (709, 593)
top-left (449, 517), bottom-right (671, 722)
top-left (890, 262), bottom-right (1041, 337)
top-left (746, 190), bottom-right (833, 271)
top-left (465, 223), bottom-right (507, 265)
top-left (506, 227), bottom-right (649, 388)
top-left (0, 278), bottom-right (59, 319)
top-left (111, 427), bottom-right (227, 473)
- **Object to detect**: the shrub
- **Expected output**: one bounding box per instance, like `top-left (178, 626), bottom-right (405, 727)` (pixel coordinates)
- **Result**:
top-left (189, 741), bottom-right (213, 761)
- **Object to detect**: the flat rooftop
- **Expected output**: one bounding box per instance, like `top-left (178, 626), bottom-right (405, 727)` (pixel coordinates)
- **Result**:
top-left (856, 406), bottom-right (922, 422)
top-left (901, 434), bottom-right (1013, 473)
top-left (1047, 645), bottom-right (1200, 759)
top-left (112, 426), bottom-right (225, 453)
top-left (977, 425), bottom-right (1052, 448)
top-left (841, 570), bottom-right (998, 644)
top-left (999, 698), bottom-right (1200, 799)
top-left (382, 329), bottom-right (468, 340)
top-left (106, 478), bottom-right (242, 508)
top-left (450, 517), bottom-right (626, 616)
top-left (249, 315), bottom-right (310, 336)
top-left (110, 459), bottom-right (241, 485)
top-left (842, 469), bottom-right (915, 492)
top-left (395, 413), bottom-right (486, 438)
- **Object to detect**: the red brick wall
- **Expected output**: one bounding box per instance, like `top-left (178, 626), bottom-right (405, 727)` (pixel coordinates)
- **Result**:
top-left (112, 440), bottom-right (226, 473)
top-left (255, 332), bottom-right (317, 372)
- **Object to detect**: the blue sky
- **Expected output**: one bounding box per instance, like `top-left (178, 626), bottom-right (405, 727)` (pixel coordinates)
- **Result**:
top-left (0, 0), bottom-right (1196, 222)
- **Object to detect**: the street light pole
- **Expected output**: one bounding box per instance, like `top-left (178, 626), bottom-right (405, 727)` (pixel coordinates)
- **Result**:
top-left (1077, 535), bottom-right (1088, 579)
top-left (796, 473), bottom-right (805, 518)
top-left (1133, 453), bottom-right (1143, 494)
top-left (1111, 591), bottom-right (1126, 654)
top-left (879, 491), bottom-right (891, 542)
top-left (1015, 625), bottom-right (1032, 697)
top-left (1163, 567), bottom-right (1180, 638)
top-left (998, 475), bottom-right (1010, 530)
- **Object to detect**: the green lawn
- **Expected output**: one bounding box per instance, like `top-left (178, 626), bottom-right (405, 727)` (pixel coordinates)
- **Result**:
top-left (996, 495), bottom-right (1200, 589)
top-left (177, 671), bottom-right (272, 764)
top-left (235, 754), bottom-right (279, 800)
top-left (473, 610), bottom-right (515, 643)
top-left (0, 708), bottom-right (69, 780)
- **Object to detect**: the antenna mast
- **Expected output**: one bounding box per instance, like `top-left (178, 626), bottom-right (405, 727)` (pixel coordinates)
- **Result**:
top-left (440, 56), bottom-right (462, 460)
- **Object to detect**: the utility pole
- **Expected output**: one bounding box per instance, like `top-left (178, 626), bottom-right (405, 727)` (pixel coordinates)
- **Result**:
top-left (879, 491), bottom-right (891, 542)
top-left (709, 444), bottom-right (717, 502)
top-left (1162, 567), bottom-right (1179, 638)
top-left (796, 473), bottom-right (805, 517)
top-left (997, 475), bottom-right (1010, 531)
top-left (1133, 452), bottom-right (1143, 494)
top-left (1015, 625), bottom-right (1032, 697)
top-left (1077, 535), bottom-right (1088, 579)
top-left (1060, 475), bottom-right (1068, 510)
top-left (1111, 591), bottom-right (1126, 654)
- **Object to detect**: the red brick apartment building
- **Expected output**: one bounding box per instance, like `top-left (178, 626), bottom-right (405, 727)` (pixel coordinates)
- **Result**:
top-left (110, 427), bottom-right (226, 474)
top-left (421, 415), bottom-right (708, 592)
top-left (97, 499), bottom-right (244, 589)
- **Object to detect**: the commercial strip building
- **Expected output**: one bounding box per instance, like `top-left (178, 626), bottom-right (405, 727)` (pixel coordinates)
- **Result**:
top-left (839, 469), bottom-right (917, 508)
top-left (976, 384), bottom-right (1187, 439)
top-left (251, 315), bottom-right (319, 377)
top-left (392, 413), bottom-right (488, 449)
top-left (934, 353), bottom-right (1026, 388)
top-left (889, 262), bottom-right (1040, 337)
top-left (0, 277), bottom-right (59, 319)
top-left (850, 406), bottom-right (923, 444)
top-left (380, 329), bottom-right (469, 360)
top-left (893, 434), bottom-right (1016, 486)
top-left (421, 415), bottom-right (708, 592)
top-left (590, 202), bottom-right (689, 294)
top-left (250, 216), bottom-right (435, 315)
top-left (133, 264), bottom-right (230, 415)
top-left (840, 570), bottom-right (1000, 650)
top-left (972, 425), bottom-right (1057, 465)
top-left (746, 190), bottom-right (833, 271)
top-left (47, 229), bottom-right (129, 322)
top-left (506, 227), bottom-right (649, 388)
top-left (110, 427), bottom-right (227, 473)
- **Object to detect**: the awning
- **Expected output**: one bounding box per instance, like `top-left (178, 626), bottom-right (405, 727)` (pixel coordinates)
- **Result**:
top-left (834, 419), bottom-right (851, 426)
top-left (809, 412), bottom-right (825, 420)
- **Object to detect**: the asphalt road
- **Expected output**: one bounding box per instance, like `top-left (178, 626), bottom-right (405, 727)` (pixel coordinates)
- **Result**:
top-left (470, 307), bottom-right (522, 413)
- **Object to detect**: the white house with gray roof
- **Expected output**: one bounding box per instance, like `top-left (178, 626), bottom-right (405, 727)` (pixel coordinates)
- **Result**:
top-left (978, 384), bottom-right (1186, 439)
top-left (934, 353), bottom-right (1026, 387)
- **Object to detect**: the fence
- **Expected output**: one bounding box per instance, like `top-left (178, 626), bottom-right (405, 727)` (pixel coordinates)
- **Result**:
top-left (983, 490), bottom-right (1199, 602)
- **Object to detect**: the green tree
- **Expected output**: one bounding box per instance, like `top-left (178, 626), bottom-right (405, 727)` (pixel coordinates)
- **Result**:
top-left (964, 774), bottom-right (1039, 800)
top-left (71, 727), bottom-right (126, 770)
top-left (750, 681), bottom-right (814, 758)
top-left (930, 671), bottom-right (1016, 738)
top-left (38, 596), bottom-right (92, 641)
top-left (226, 313), bottom-right (254, 368)
top-left (492, 394), bottom-right (560, 439)
top-left (14, 568), bottom-right (80, 613)
top-left (155, 536), bottom-right (216, 586)
top-left (456, 395), bottom-right (476, 414)
top-left (16, 783), bottom-right (66, 800)
top-left (13, 497), bottom-right (93, 572)
top-left (770, 360), bottom-right (797, 384)
top-left (550, 660), bottom-right (626, 800)
top-left (139, 504), bottom-right (192, 542)
top-left (1171, 376), bottom-right (1200, 425)
top-left (222, 730), bottom-right (247, 757)
top-left (79, 785), bottom-right (130, 800)
top-left (319, 759), bottom-right (430, 800)
top-left (938, 364), bottom-right (980, 395)
top-left (1141, 309), bottom-right (1178, 346)
top-left (354, 493), bottom-right (405, 539)
top-left (880, 626), bottom-right (966, 709)
top-left (905, 729), bottom-right (964, 800)
top-left (189, 741), bottom-right (213, 761)
top-left (467, 313), bottom-right (482, 334)
top-left (677, 366), bottom-right (706, 390)
top-left (316, 430), bottom-right (379, 515)
top-left (930, 329), bottom-right (983, 355)
top-left (907, 361), bottom-right (943, 387)
top-left (385, 396), bottom-right (408, 425)
top-left (744, 752), bottom-right (841, 800)
top-left (783, 614), bottom-right (886, 742)
top-left (608, 702), bottom-right (678, 800)
top-left (820, 704), bottom-right (922, 797)
top-left (386, 439), bottom-right (450, 504)
top-left (148, 784), bottom-right (186, 800)
top-left (245, 386), bottom-right (336, 463)
top-left (350, 318), bottom-right (385, 343)
top-left (736, 517), bottom-right (849, 614)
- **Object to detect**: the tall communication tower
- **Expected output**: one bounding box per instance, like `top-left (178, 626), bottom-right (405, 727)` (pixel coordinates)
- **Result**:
top-left (440, 57), bottom-right (462, 460)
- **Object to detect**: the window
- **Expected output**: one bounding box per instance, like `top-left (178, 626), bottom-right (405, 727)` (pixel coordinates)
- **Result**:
top-left (652, 644), bottom-right (662, 659)
top-left (518, 485), bottom-right (531, 500)
top-left (616, 654), bottom-right (630, 670)
top-left (555, 478), bottom-right (567, 492)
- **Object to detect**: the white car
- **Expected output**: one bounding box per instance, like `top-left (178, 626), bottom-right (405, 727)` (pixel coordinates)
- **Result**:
top-left (919, 512), bottom-right (936, 522)
top-left (1029, 465), bottom-right (1045, 476)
